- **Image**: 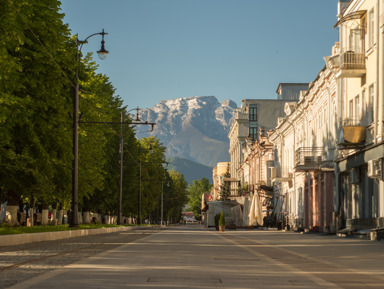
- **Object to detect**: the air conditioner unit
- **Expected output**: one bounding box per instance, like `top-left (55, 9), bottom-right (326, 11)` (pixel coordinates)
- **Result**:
top-left (350, 168), bottom-right (360, 184)
top-left (368, 159), bottom-right (381, 178)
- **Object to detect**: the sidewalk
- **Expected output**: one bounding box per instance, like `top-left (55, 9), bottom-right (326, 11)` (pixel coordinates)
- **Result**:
top-left (0, 225), bottom-right (154, 247)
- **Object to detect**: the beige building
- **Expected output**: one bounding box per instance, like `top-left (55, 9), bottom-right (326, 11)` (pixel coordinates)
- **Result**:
top-left (324, 0), bottom-right (384, 231)
top-left (212, 162), bottom-right (230, 201)
top-left (228, 99), bottom-right (291, 194)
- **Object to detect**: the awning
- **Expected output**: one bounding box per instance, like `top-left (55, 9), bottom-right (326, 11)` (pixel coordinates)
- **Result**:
top-left (333, 10), bottom-right (366, 28)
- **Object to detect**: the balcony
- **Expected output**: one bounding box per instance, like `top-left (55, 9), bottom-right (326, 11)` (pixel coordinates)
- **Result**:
top-left (294, 147), bottom-right (323, 172)
top-left (338, 119), bottom-right (366, 150)
top-left (271, 166), bottom-right (293, 183)
top-left (339, 51), bottom-right (365, 77)
top-left (325, 50), bottom-right (365, 78)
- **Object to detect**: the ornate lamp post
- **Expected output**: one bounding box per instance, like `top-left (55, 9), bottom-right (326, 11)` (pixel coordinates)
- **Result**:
top-left (70, 30), bottom-right (108, 227)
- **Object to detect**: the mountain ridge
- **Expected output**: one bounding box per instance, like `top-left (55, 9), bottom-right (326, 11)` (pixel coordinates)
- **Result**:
top-left (139, 96), bottom-right (237, 168)
top-left (167, 157), bottom-right (213, 184)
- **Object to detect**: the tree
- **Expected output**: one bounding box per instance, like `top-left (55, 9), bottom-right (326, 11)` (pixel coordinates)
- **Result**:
top-left (0, 0), bottom-right (76, 223)
top-left (0, 0), bottom-right (128, 225)
top-left (220, 168), bottom-right (231, 200)
top-left (167, 170), bottom-right (188, 223)
top-left (187, 178), bottom-right (212, 220)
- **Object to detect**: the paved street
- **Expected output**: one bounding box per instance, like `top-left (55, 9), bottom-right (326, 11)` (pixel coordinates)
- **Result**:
top-left (6, 224), bottom-right (384, 289)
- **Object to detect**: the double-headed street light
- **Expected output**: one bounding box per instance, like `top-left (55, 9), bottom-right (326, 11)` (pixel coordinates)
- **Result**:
top-left (71, 30), bottom-right (108, 228)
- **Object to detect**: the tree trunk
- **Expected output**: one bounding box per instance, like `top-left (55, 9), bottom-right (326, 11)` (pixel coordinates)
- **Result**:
top-left (57, 203), bottom-right (64, 225)
top-left (51, 203), bottom-right (57, 225)
top-left (41, 203), bottom-right (49, 226)
top-left (83, 211), bottom-right (90, 224)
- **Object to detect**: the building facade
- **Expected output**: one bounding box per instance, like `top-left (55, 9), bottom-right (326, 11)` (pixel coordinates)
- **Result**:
top-left (270, 67), bottom-right (338, 232)
top-left (212, 162), bottom-right (231, 201)
top-left (228, 99), bottom-right (293, 194)
top-left (324, 0), bottom-right (384, 231)
top-left (245, 129), bottom-right (275, 225)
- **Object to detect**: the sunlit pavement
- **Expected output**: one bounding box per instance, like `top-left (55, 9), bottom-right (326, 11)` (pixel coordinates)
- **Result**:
top-left (10, 224), bottom-right (384, 288)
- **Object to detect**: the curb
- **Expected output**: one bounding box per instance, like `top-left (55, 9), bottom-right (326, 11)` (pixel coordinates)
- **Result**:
top-left (0, 226), bottom-right (151, 247)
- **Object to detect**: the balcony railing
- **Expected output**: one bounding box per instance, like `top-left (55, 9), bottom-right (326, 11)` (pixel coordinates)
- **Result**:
top-left (325, 50), bottom-right (366, 78)
top-left (339, 51), bottom-right (365, 77)
top-left (295, 147), bottom-right (323, 171)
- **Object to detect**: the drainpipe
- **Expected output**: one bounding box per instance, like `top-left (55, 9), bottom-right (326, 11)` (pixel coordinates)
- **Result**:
top-left (381, 0), bottom-right (384, 142)
top-left (377, 0), bottom-right (384, 141)
top-left (376, 0), bottom-right (380, 143)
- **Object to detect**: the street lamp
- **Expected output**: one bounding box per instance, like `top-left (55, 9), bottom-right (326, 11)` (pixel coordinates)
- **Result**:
top-left (117, 108), bottom-right (155, 225)
top-left (70, 30), bottom-right (108, 228)
top-left (78, 107), bottom-right (155, 226)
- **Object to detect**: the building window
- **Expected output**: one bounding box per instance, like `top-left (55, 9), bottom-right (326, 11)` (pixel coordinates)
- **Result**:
top-left (249, 126), bottom-right (257, 141)
top-left (249, 104), bottom-right (257, 121)
top-left (369, 8), bottom-right (375, 48)
top-left (349, 99), bottom-right (354, 123)
top-left (349, 28), bottom-right (364, 52)
top-left (368, 84), bottom-right (374, 124)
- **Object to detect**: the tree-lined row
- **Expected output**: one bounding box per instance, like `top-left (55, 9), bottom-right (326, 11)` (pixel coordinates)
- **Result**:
top-left (0, 0), bottom-right (188, 226)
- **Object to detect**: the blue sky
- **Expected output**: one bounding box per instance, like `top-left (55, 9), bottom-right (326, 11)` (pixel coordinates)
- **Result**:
top-left (60, 0), bottom-right (339, 109)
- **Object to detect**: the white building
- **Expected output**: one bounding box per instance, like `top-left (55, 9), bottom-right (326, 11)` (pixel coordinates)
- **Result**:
top-left (270, 67), bottom-right (337, 232)
top-left (324, 0), bottom-right (384, 231)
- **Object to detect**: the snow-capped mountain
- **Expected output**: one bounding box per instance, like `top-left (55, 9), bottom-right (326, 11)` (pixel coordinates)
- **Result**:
top-left (138, 96), bottom-right (237, 168)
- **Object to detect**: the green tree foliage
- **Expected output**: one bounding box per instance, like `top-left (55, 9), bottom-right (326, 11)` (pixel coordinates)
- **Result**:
top-left (0, 0), bottom-right (75, 208)
top-left (220, 168), bottom-right (231, 200)
top-left (0, 0), bottom-right (186, 226)
top-left (187, 178), bottom-right (212, 220)
top-left (77, 55), bottom-right (124, 208)
top-left (0, 0), bottom-right (129, 218)
top-left (164, 170), bottom-right (188, 223)
top-left (166, 170), bottom-right (188, 223)
top-left (219, 211), bottom-right (225, 227)
top-left (138, 137), bottom-right (166, 220)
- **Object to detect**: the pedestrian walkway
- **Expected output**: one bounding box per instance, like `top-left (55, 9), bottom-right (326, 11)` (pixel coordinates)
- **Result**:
top-left (9, 224), bottom-right (384, 288)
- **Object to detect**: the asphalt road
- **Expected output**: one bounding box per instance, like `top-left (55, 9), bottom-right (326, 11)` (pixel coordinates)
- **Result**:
top-left (4, 225), bottom-right (384, 288)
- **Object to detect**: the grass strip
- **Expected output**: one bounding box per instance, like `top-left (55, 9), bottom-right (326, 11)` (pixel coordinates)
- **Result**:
top-left (0, 223), bottom-right (138, 236)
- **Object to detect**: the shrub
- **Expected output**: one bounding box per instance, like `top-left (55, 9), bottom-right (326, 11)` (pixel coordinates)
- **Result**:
top-left (219, 211), bottom-right (225, 227)
top-left (214, 213), bottom-right (221, 229)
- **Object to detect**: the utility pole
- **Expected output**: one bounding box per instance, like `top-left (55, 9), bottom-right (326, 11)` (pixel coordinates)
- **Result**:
top-left (161, 181), bottom-right (164, 226)
top-left (138, 144), bottom-right (142, 225)
top-left (80, 108), bottom-right (155, 226)
top-left (118, 111), bottom-right (124, 225)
